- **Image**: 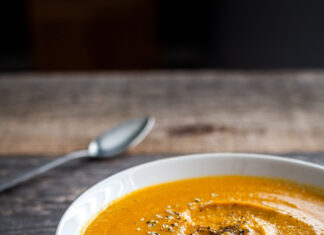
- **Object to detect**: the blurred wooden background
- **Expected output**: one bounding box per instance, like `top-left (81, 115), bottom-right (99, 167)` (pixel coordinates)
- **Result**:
top-left (28, 0), bottom-right (159, 70)
top-left (1, 71), bottom-right (324, 156)
top-left (3, 1), bottom-right (324, 71)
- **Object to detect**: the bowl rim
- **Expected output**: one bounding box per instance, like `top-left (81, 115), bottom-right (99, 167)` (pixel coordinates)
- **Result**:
top-left (56, 152), bottom-right (324, 234)
top-left (116, 152), bottom-right (324, 174)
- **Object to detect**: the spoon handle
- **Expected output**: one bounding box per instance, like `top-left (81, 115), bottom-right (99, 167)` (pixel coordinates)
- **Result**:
top-left (0, 150), bottom-right (89, 193)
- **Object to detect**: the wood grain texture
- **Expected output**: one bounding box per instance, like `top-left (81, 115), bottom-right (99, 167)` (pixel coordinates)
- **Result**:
top-left (0, 154), bottom-right (323, 234)
top-left (1, 71), bottom-right (324, 156)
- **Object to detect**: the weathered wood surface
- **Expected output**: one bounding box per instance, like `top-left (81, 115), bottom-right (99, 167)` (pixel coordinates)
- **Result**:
top-left (1, 71), bottom-right (324, 155)
top-left (0, 154), bottom-right (323, 235)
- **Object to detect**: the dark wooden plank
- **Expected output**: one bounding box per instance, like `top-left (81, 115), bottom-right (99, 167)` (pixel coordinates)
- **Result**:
top-left (0, 154), bottom-right (323, 234)
top-left (1, 71), bottom-right (324, 155)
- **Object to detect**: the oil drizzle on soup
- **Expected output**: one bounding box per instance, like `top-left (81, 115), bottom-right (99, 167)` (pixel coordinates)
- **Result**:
top-left (83, 176), bottom-right (324, 234)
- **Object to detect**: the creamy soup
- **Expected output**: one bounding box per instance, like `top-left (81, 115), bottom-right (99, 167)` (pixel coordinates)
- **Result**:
top-left (83, 176), bottom-right (324, 235)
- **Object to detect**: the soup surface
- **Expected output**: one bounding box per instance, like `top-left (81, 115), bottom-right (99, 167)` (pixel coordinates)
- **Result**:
top-left (83, 176), bottom-right (324, 235)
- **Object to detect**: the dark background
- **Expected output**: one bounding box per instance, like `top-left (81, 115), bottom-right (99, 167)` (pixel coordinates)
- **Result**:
top-left (1, 0), bottom-right (324, 71)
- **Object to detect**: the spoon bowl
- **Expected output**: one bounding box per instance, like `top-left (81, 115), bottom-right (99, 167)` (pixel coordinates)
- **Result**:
top-left (88, 117), bottom-right (155, 157)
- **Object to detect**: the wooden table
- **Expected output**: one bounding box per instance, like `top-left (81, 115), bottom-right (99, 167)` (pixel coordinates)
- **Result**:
top-left (0, 71), bottom-right (324, 234)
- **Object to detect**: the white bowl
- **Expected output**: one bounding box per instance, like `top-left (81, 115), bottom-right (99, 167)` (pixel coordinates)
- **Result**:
top-left (56, 153), bottom-right (324, 235)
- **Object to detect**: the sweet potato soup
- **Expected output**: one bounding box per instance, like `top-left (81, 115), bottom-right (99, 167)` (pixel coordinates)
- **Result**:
top-left (83, 176), bottom-right (324, 234)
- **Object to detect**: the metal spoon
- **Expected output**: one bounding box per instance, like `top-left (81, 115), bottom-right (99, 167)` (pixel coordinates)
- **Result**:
top-left (0, 116), bottom-right (155, 193)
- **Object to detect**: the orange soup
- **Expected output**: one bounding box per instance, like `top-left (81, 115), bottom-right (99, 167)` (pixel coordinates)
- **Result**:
top-left (83, 176), bottom-right (324, 234)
